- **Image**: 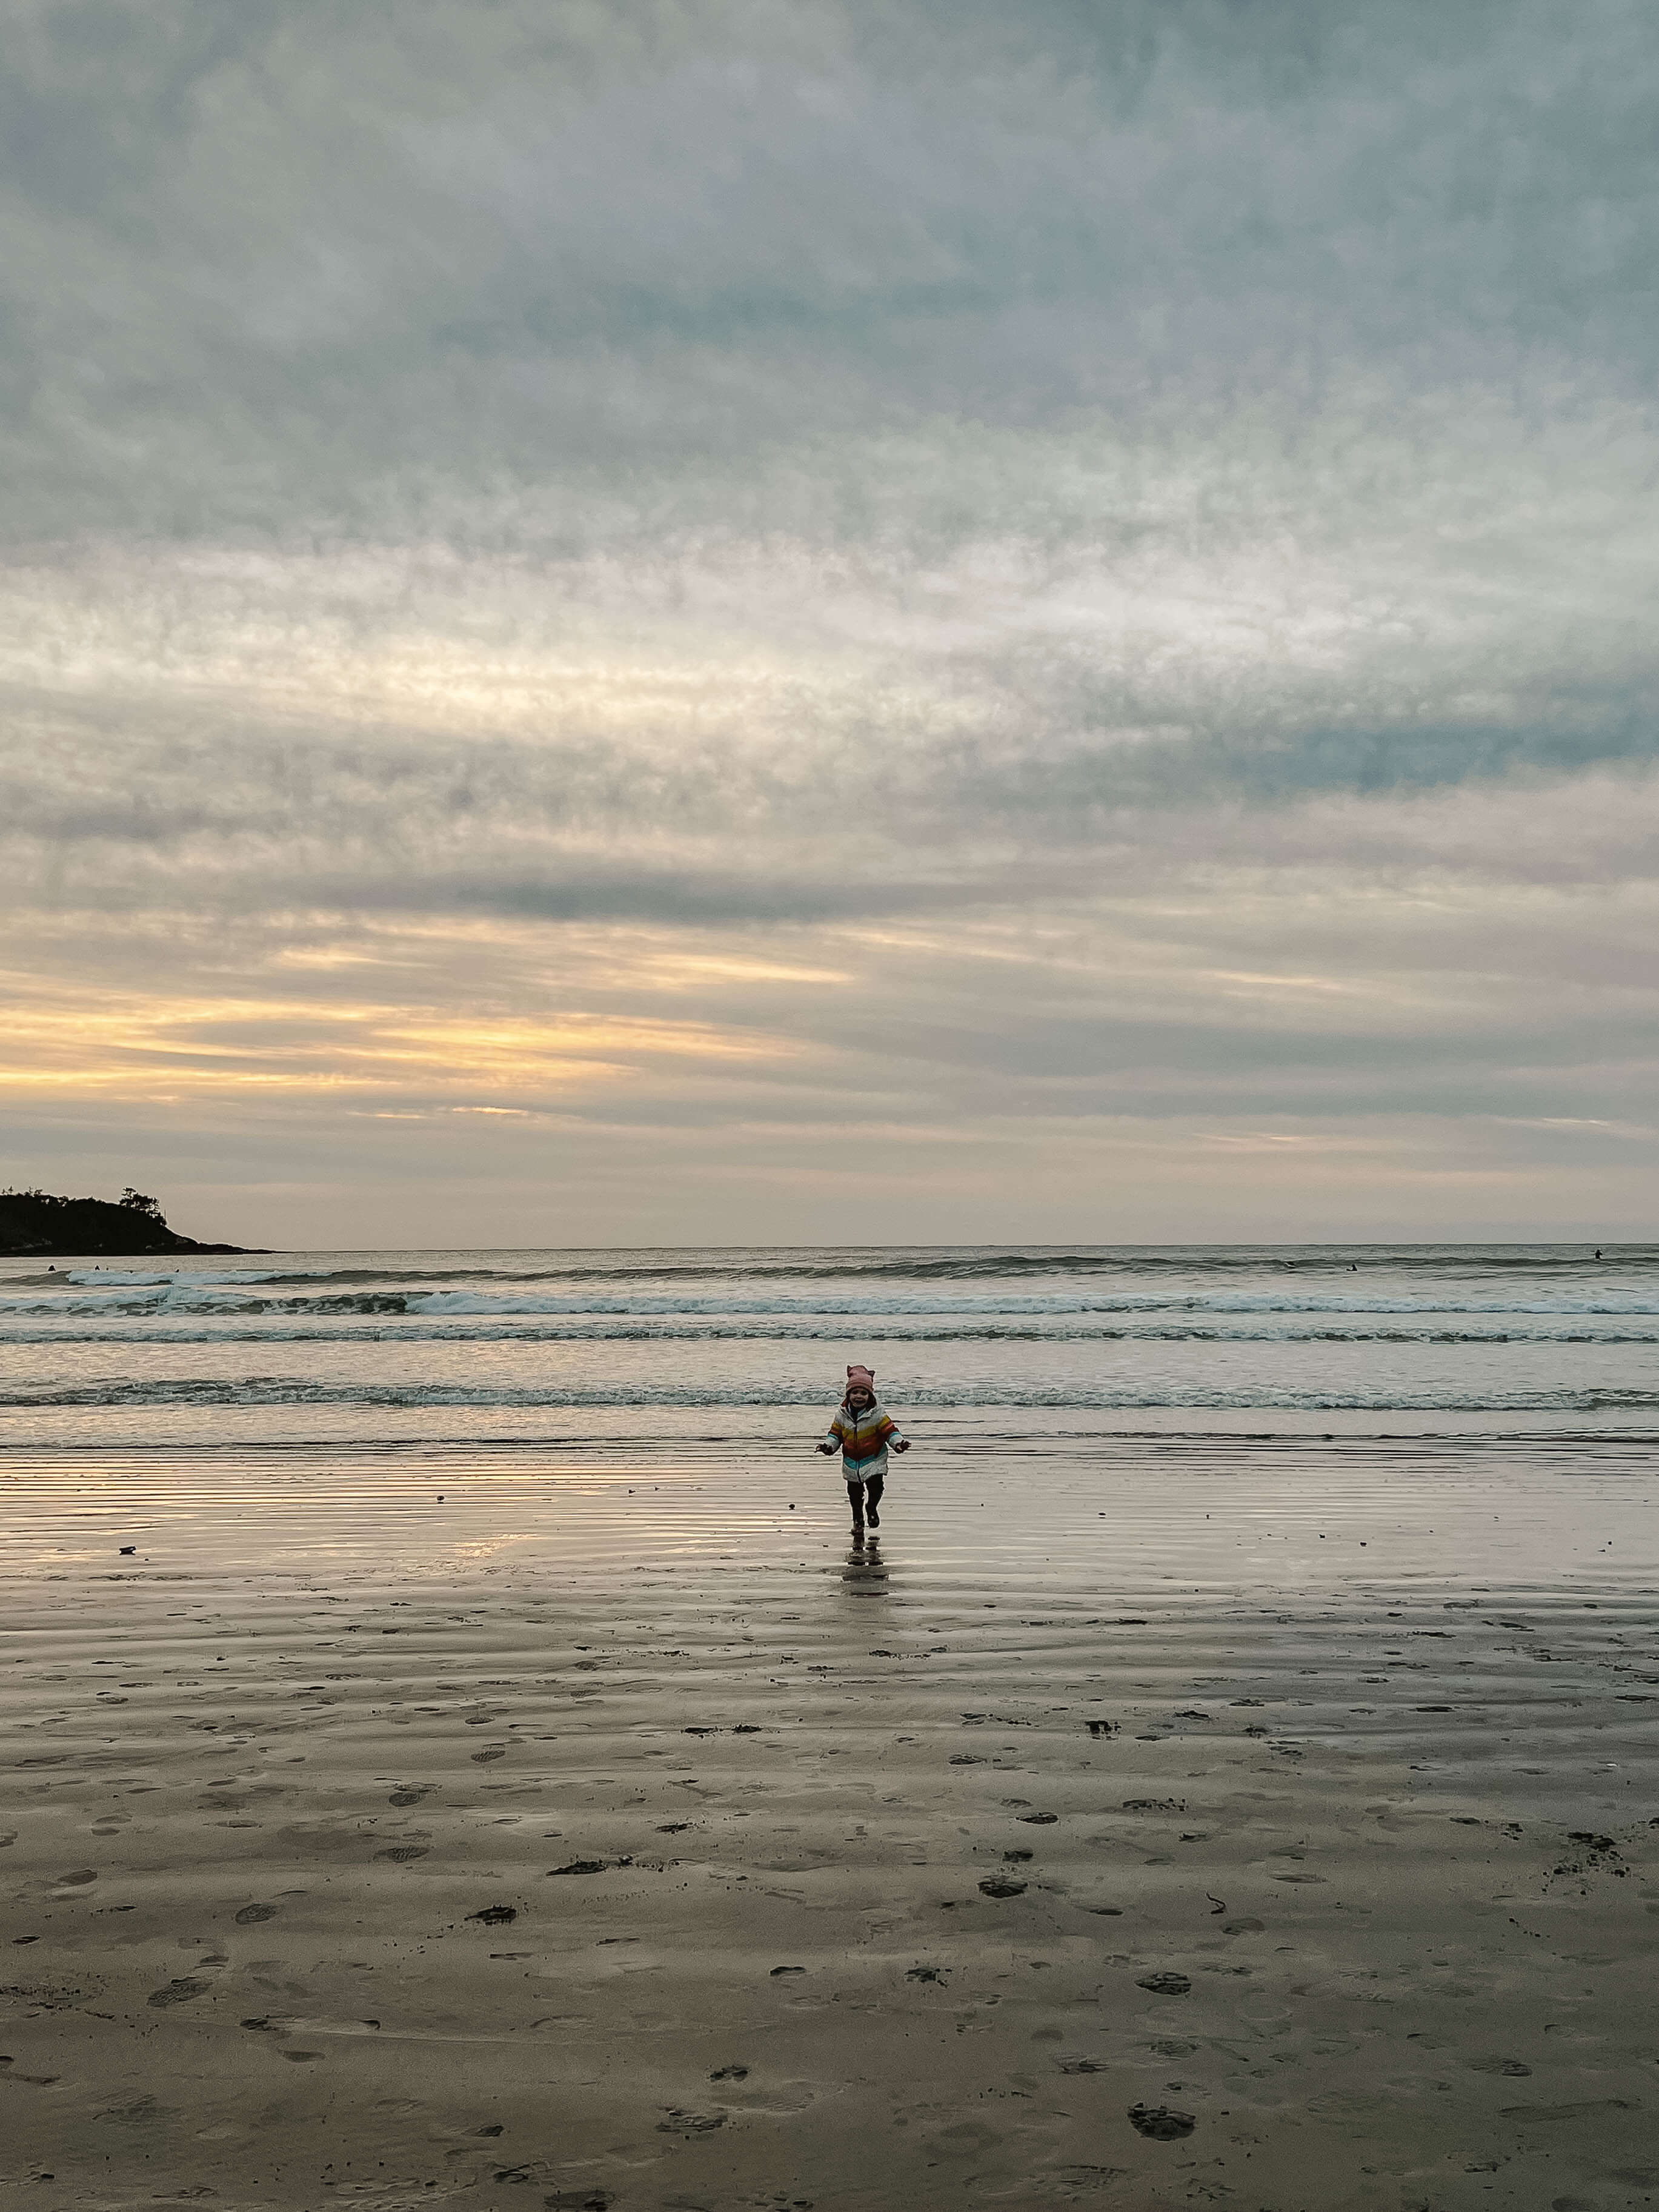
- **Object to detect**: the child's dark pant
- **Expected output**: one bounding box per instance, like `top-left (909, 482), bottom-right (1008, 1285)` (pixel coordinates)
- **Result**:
top-left (847, 1470), bottom-right (884, 1522)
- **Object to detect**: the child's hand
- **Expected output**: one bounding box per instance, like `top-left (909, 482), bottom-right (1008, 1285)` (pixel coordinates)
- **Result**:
top-left (816, 1441), bottom-right (836, 1454)
top-left (893, 1438), bottom-right (911, 1452)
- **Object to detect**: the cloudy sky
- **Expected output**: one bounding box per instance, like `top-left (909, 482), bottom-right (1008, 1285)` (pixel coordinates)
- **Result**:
top-left (3, 0), bottom-right (1657, 1247)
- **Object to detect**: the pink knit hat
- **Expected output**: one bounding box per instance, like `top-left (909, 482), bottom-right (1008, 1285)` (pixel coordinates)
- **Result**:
top-left (845, 1364), bottom-right (876, 1395)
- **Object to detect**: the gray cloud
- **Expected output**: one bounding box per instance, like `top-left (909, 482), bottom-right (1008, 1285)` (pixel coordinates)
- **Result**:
top-left (3, 1), bottom-right (1658, 533)
top-left (4, 0), bottom-right (1659, 1235)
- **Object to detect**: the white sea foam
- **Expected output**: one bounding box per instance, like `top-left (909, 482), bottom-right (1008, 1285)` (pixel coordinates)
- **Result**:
top-left (59, 1268), bottom-right (290, 1287)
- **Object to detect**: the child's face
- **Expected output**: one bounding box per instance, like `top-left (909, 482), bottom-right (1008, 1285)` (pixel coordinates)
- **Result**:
top-left (846, 1386), bottom-right (874, 1409)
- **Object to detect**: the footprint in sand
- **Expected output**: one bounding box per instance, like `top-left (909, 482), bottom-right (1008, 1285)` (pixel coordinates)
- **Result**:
top-left (234, 1903), bottom-right (279, 1925)
top-left (147, 1978), bottom-right (211, 2008)
top-left (388, 1788), bottom-right (430, 1807)
top-left (98, 2096), bottom-right (171, 2125)
top-left (1135, 1972), bottom-right (1191, 1996)
top-left (375, 1845), bottom-right (428, 1863)
top-left (1128, 2102), bottom-right (1195, 2141)
top-left (978, 1878), bottom-right (1026, 1899)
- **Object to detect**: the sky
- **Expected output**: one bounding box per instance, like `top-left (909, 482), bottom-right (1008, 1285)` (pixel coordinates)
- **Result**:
top-left (3, 0), bottom-right (1657, 1249)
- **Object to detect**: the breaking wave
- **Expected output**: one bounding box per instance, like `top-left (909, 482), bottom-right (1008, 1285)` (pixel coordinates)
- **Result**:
top-left (5, 1288), bottom-right (1659, 1324)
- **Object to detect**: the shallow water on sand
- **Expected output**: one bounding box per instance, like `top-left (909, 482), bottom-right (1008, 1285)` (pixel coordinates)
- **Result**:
top-left (3, 1433), bottom-right (1658, 2211)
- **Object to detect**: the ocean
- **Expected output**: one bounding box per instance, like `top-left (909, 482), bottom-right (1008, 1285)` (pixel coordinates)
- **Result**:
top-left (3, 1241), bottom-right (1655, 1451)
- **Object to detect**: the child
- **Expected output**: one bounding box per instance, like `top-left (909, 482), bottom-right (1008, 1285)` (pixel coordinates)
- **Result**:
top-left (817, 1363), bottom-right (910, 1533)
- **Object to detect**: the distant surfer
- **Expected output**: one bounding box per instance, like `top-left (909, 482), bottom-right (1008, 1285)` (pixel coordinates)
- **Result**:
top-left (818, 1364), bottom-right (909, 1537)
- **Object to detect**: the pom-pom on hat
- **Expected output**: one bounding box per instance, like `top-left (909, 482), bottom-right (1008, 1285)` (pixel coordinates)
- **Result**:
top-left (845, 1364), bottom-right (876, 1395)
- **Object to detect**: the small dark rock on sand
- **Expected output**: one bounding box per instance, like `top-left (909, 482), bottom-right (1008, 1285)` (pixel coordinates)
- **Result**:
top-left (1129, 2102), bottom-right (1196, 2141)
top-left (467, 1905), bottom-right (518, 1925)
top-left (710, 2064), bottom-right (750, 2079)
top-left (1018, 1812), bottom-right (1059, 1825)
top-left (979, 1877), bottom-right (1028, 1899)
top-left (548, 1859), bottom-right (608, 1876)
top-left (1136, 1971), bottom-right (1192, 1996)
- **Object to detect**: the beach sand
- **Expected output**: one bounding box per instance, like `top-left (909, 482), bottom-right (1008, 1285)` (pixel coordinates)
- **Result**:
top-left (2, 1435), bottom-right (1657, 2211)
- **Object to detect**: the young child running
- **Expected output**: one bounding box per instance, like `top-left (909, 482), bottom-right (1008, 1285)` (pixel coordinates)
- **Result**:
top-left (817, 1363), bottom-right (909, 1534)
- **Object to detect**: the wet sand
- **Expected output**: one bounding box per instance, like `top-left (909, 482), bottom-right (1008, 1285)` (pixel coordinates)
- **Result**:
top-left (3, 1435), bottom-right (1658, 2211)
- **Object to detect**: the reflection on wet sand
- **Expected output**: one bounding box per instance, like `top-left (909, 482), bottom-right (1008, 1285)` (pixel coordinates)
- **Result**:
top-left (840, 1533), bottom-right (890, 1596)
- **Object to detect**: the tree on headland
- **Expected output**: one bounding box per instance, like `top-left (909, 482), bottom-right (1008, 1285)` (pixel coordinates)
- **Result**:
top-left (118, 1188), bottom-right (164, 1219)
